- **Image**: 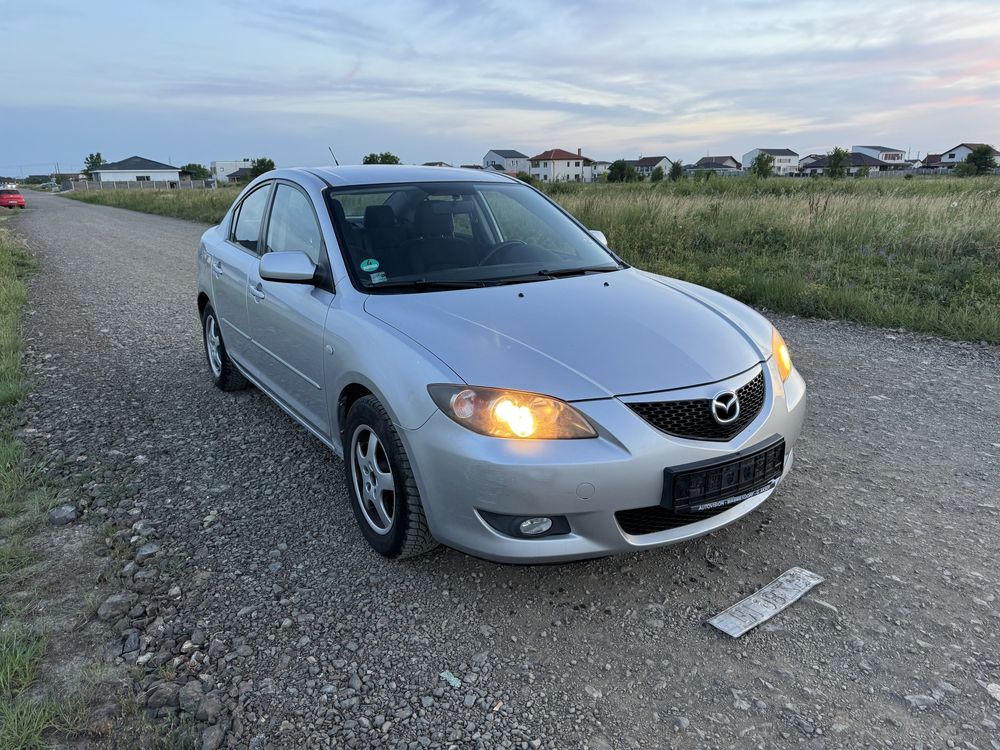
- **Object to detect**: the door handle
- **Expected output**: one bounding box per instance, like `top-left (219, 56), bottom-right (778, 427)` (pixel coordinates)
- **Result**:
top-left (249, 283), bottom-right (266, 301)
top-left (211, 260), bottom-right (223, 275)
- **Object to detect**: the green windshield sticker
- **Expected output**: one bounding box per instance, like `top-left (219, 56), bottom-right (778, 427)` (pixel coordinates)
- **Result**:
top-left (360, 258), bottom-right (380, 272)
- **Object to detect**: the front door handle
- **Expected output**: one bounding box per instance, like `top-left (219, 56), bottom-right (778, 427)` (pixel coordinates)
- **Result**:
top-left (211, 260), bottom-right (223, 275)
top-left (249, 283), bottom-right (266, 301)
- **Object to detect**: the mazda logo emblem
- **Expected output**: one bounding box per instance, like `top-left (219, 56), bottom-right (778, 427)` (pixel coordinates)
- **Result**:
top-left (711, 391), bottom-right (740, 425)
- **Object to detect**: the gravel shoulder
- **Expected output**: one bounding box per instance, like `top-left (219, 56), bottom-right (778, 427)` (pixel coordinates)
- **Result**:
top-left (16, 191), bottom-right (1000, 749)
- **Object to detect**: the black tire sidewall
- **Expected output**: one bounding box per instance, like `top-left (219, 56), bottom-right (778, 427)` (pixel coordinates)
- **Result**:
top-left (344, 397), bottom-right (413, 558)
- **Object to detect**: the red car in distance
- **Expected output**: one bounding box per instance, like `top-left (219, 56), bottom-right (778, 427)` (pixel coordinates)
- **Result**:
top-left (0, 189), bottom-right (26, 209)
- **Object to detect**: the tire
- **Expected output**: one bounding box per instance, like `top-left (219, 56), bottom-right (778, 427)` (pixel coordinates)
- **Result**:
top-left (344, 395), bottom-right (438, 559)
top-left (201, 304), bottom-right (249, 392)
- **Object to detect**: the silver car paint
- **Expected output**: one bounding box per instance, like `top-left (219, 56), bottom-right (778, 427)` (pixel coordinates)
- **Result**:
top-left (197, 165), bottom-right (807, 562)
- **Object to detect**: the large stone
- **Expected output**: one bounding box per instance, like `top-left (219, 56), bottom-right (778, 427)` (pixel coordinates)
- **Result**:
top-left (201, 723), bottom-right (225, 750)
top-left (97, 593), bottom-right (132, 621)
top-left (197, 693), bottom-right (224, 723)
top-left (135, 542), bottom-right (161, 564)
top-left (178, 680), bottom-right (205, 713)
top-left (145, 682), bottom-right (180, 709)
top-left (47, 504), bottom-right (79, 526)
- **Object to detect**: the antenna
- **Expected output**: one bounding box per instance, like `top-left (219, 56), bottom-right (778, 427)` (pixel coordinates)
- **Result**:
top-left (327, 147), bottom-right (340, 166)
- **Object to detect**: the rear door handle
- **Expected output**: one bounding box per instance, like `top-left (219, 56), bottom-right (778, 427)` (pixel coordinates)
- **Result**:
top-left (249, 283), bottom-right (266, 301)
top-left (211, 260), bottom-right (223, 275)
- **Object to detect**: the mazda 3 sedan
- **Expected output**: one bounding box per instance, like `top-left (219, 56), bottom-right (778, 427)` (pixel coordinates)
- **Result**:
top-left (196, 166), bottom-right (806, 563)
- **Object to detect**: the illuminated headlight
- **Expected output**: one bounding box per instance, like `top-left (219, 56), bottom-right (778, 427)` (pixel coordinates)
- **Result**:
top-left (771, 327), bottom-right (793, 381)
top-left (427, 385), bottom-right (598, 439)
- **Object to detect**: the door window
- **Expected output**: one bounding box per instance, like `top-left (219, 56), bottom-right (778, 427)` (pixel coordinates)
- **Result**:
top-left (232, 184), bottom-right (271, 253)
top-left (265, 184), bottom-right (323, 263)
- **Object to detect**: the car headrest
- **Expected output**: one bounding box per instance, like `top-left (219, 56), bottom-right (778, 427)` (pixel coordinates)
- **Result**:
top-left (329, 198), bottom-right (347, 225)
top-left (415, 201), bottom-right (454, 237)
top-left (364, 204), bottom-right (396, 229)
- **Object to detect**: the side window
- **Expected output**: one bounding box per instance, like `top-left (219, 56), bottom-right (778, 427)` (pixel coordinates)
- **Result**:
top-left (265, 184), bottom-right (323, 264)
top-left (232, 184), bottom-right (271, 253)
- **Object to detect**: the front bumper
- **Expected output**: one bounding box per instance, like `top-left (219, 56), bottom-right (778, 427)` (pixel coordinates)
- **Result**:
top-left (401, 358), bottom-right (806, 563)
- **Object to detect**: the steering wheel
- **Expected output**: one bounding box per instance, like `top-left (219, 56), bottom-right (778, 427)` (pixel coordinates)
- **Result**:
top-left (478, 240), bottom-right (528, 266)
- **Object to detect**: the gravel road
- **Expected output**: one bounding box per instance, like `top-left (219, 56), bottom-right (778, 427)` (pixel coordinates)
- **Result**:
top-left (15, 191), bottom-right (1000, 749)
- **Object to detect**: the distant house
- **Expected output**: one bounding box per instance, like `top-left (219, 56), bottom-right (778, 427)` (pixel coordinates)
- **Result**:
top-left (422, 161), bottom-right (452, 167)
top-left (696, 155), bottom-right (741, 170)
top-left (917, 153), bottom-right (943, 169)
top-left (483, 149), bottom-right (530, 173)
top-left (528, 148), bottom-right (595, 182)
top-left (625, 156), bottom-right (671, 179)
top-left (799, 152), bottom-right (888, 176)
top-left (591, 160), bottom-right (612, 179)
top-left (211, 159), bottom-right (253, 184)
top-left (798, 154), bottom-right (824, 169)
top-left (852, 145), bottom-right (906, 168)
top-left (226, 168), bottom-right (253, 183)
top-left (742, 148), bottom-right (799, 175)
top-left (92, 156), bottom-right (181, 183)
top-left (937, 143), bottom-right (1000, 168)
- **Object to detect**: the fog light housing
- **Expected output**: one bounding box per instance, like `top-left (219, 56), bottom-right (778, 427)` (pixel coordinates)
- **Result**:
top-left (479, 510), bottom-right (571, 539)
top-left (519, 517), bottom-right (553, 536)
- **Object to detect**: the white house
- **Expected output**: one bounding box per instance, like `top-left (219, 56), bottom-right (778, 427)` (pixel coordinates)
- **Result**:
top-left (626, 156), bottom-right (672, 179)
top-left (937, 143), bottom-right (1000, 167)
top-left (528, 148), bottom-right (594, 182)
top-left (742, 148), bottom-right (799, 175)
top-left (211, 159), bottom-right (253, 184)
top-left (92, 156), bottom-right (181, 183)
top-left (591, 160), bottom-right (611, 179)
top-left (852, 145), bottom-right (906, 167)
top-left (799, 152), bottom-right (889, 176)
top-left (483, 149), bottom-right (529, 173)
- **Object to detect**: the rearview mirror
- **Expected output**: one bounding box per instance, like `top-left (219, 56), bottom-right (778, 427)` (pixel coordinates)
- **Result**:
top-left (259, 251), bottom-right (317, 283)
top-left (589, 229), bottom-right (608, 246)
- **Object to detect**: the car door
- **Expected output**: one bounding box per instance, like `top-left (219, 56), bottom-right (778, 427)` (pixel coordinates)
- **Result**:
top-left (209, 182), bottom-right (272, 362)
top-left (245, 181), bottom-right (335, 437)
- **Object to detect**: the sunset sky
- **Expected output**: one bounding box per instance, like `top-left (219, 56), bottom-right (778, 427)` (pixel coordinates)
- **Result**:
top-left (4, 0), bottom-right (999, 174)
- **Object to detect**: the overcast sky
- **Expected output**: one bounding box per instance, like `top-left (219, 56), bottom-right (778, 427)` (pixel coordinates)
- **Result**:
top-left (4, 0), bottom-right (999, 174)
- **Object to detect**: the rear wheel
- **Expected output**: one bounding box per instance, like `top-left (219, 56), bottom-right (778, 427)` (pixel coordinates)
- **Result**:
top-left (201, 305), bottom-right (248, 391)
top-left (344, 396), bottom-right (437, 559)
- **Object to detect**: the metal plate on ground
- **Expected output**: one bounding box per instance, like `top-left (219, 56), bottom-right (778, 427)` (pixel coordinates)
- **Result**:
top-left (708, 567), bottom-right (824, 637)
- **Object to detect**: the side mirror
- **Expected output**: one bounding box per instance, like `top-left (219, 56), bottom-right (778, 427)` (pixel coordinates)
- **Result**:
top-left (589, 229), bottom-right (608, 246)
top-left (259, 251), bottom-right (317, 283)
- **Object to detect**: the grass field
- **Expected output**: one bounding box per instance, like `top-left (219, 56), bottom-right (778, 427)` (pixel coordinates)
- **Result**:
top-left (64, 176), bottom-right (1000, 343)
top-left (0, 226), bottom-right (68, 749)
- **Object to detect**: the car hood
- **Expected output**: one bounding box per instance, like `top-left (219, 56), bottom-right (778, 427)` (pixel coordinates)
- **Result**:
top-left (363, 269), bottom-right (765, 401)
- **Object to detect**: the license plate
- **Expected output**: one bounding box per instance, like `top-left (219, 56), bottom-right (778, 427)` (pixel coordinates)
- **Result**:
top-left (662, 436), bottom-right (784, 511)
top-left (707, 567), bottom-right (824, 637)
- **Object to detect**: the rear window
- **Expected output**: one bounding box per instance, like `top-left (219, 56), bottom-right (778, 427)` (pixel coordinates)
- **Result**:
top-left (0, 190), bottom-right (20, 196)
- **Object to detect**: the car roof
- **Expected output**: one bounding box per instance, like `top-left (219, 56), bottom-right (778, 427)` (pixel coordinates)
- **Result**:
top-left (278, 164), bottom-right (517, 187)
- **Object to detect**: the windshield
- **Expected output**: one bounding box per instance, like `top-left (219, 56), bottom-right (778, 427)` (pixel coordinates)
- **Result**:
top-left (326, 181), bottom-right (622, 292)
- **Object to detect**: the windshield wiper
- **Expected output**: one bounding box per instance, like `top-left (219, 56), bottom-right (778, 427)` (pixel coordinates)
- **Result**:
top-left (364, 279), bottom-right (486, 292)
top-left (536, 264), bottom-right (621, 278)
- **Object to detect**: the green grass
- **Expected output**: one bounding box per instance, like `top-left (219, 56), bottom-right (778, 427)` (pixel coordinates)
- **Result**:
top-left (65, 187), bottom-right (240, 224)
top-left (0, 225), bottom-right (67, 749)
top-left (64, 176), bottom-right (1000, 343)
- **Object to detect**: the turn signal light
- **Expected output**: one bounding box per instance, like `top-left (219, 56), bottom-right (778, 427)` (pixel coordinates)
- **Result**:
top-left (772, 327), bottom-right (793, 381)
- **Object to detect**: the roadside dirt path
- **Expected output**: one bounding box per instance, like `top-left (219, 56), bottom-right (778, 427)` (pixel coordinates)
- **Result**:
top-left (17, 191), bottom-right (1000, 749)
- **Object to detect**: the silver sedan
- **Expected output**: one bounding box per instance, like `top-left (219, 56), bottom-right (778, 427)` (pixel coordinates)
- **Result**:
top-left (196, 166), bottom-right (806, 563)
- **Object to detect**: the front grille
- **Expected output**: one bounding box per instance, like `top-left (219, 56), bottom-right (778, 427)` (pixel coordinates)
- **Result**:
top-left (616, 503), bottom-right (737, 535)
top-left (627, 370), bottom-right (766, 441)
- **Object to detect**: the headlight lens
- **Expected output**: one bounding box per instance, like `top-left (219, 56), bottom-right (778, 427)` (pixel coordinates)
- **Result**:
top-left (427, 384), bottom-right (598, 439)
top-left (771, 327), bottom-right (793, 381)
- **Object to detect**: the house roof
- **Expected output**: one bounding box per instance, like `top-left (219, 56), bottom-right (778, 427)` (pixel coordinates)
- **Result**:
top-left (853, 145), bottom-right (904, 153)
top-left (696, 156), bottom-right (739, 167)
top-left (527, 149), bottom-right (592, 163)
top-left (922, 154), bottom-right (942, 165)
top-left (94, 156), bottom-right (179, 172)
top-left (940, 143), bottom-right (999, 155)
top-left (755, 148), bottom-right (798, 157)
top-left (488, 149), bottom-right (528, 159)
top-left (634, 156), bottom-right (670, 167)
top-left (804, 152), bottom-right (887, 169)
top-left (421, 161), bottom-right (452, 167)
top-left (226, 168), bottom-right (253, 179)
top-left (691, 160), bottom-right (740, 171)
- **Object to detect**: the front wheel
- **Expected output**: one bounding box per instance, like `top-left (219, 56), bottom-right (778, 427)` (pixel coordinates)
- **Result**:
top-left (344, 396), bottom-right (437, 559)
top-left (201, 304), bottom-right (249, 391)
